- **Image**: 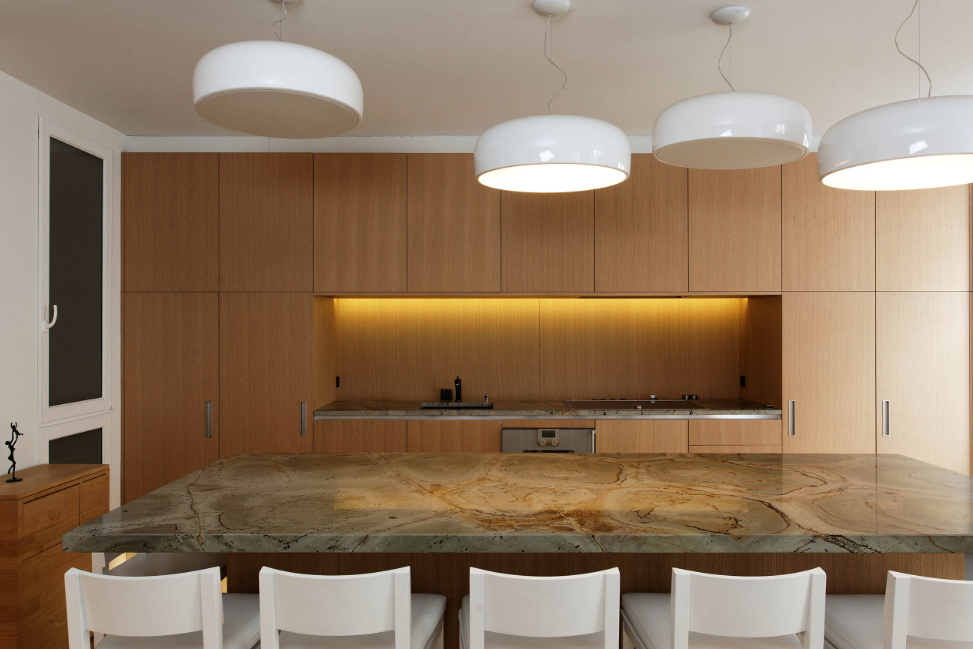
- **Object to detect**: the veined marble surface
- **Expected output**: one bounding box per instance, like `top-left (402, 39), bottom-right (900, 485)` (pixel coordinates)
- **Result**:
top-left (312, 399), bottom-right (781, 419)
top-left (64, 453), bottom-right (973, 554)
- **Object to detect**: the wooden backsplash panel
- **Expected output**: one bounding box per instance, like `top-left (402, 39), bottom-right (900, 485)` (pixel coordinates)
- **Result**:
top-left (333, 298), bottom-right (745, 402)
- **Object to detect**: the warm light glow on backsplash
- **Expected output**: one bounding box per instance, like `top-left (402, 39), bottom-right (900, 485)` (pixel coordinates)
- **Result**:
top-left (331, 298), bottom-right (748, 403)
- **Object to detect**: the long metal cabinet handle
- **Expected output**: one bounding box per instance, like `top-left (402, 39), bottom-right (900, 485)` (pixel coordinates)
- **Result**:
top-left (788, 400), bottom-right (796, 437)
top-left (300, 401), bottom-right (308, 437)
top-left (882, 400), bottom-right (890, 437)
top-left (205, 402), bottom-right (213, 438)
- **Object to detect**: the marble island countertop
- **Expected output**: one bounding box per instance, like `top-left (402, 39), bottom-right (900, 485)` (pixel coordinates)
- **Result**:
top-left (64, 452), bottom-right (973, 555)
top-left (313, 399), bottom-right (781, 419)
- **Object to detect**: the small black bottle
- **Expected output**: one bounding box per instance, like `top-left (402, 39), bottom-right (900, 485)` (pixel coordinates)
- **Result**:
top-left (454, 376), bottom-right (462, 402)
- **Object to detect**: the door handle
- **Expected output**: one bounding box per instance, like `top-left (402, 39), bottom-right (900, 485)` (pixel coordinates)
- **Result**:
top-left (787, 400), bottom-right (796, 437)
top-left (43, 304), bottom-right (58, 331)
top-left (882, 400), bottom-right (890, 437)
top-left (300, 401), bottom-right (308, 437)
top-left (205, 402), bottom-right (213, 438)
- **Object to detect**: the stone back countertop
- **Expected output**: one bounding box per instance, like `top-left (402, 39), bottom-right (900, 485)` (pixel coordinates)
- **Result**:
top-left (64, 452), bottom-right (973, 555)
top-left (313, 399), bottom-right (781, 419)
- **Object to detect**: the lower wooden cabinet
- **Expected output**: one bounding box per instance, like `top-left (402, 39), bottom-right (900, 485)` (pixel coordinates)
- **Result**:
top-left (595, 420), bottom-right (688, 453)
top-left (407, 420), bottom-right (501, 452)
top-left (689, 420), bottom-right (781, 453)
top-left (877, 292), bottom-right (970, 475)
top-left (313, 420), bottom-right (407, 453)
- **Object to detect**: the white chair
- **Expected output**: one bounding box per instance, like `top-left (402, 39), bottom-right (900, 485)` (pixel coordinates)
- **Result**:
top-left (64, 566), bottom-right (260, 649)
top-left (259, 565), bottom-right (447, 649)
top-left (459, 567), bottom-right (621, 649)
top-left (100, 552), bottom-right (228, 578)
top-left (825, 571), bottom-right (973, 649)
top-left (621, 568), bottom-right (826, 649)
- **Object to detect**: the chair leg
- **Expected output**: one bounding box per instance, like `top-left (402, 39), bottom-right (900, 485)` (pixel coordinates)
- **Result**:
top-left (622, 628), bottom-right (635, 649)
top-left (435, 621), bottom-right (445, 649)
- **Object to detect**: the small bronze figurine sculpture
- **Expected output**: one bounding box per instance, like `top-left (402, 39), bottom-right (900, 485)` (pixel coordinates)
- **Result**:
top-left (6, 422), bottom-right (23, 483)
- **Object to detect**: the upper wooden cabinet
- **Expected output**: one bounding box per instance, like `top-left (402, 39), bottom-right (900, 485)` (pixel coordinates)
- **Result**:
top-left (689, 167), bottom-right (782, 292)
top-left (876, 185), bottom-right (970, 291)
top-left (314, 153), bottom-right (408, 293)
top-left (501, 191), bottom-right (594, 293)
top-left (219, 292), bottom-right (313, 456)
top-left (123, 292), bottom-right (219, 502)
top-left (123, 153), bottom-right (219, 292)
top-left (407, 154), bottom-right (501, 292)
top-left (595, 155), bottom-right (689, 293)
top-left (782, 154), bottom-right (875, 291)
top-left (219, 153), bottom-right (313, 291)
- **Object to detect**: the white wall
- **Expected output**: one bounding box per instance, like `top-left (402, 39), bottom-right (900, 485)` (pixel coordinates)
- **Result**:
top-left (0, 69), bottom-right (125, 505)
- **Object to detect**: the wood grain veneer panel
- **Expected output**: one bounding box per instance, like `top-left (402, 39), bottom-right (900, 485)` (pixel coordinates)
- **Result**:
top-left (500, 420), bottom-right (593, 429)
top-left (595, 155), bottom-right (688, 292)
top-left (689, 167), bottom-right (782, 292)
top-left (877, 185), bottom-right (971, 291)
top-left (15, 543), bottom-right (91, 649)
top-left (122, 153), bottom-right (219, 292)
top-left (315, 153), bottom-right (408, 292)
top-left (741, 296), bottom-right (783, 408)
top-left (782, 154), bottom-right (875, 291)
top-left (538, 298), bottom-right (741, 400)
top-left (21, 486), bottom-right (78, 560)
top-left (0, 465), bottom-right (104, 500)
top-left (689, 420), bottom-right (781, 447)
top-left (335, 298), bottom-right (540, 401)
top-left (313, 297), bottom-right (337, 410)
top-left (407, 421), bottom-right (501, 452)
top-left (220, 292), bottom-right (313, 456)
top-left (79, 474), bottom-right (109, 524)
top-left (408, 154), bottom-right (501, 292)
top-left (782, 292), bottom-right (875, 454)
top-left (501, 191), bottom-right (594, 293)
top-left (313, 420), bottom-right (407, 453)
top-left (595, 420), bottom-right (688, 453)
top-left (877, 292), bottom-right (970, 474)
top-left (690, 445), bottom-right (782, 453)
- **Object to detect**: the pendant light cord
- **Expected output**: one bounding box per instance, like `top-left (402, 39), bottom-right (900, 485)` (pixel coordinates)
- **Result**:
top-left (718, 23), bottom-right (734, 91)
top-left (895, 0), bottom-right (931, 97)
top-left (544, 14), bottom-right (567, 114)
top-left (273, 0), bottom-right (287, 41)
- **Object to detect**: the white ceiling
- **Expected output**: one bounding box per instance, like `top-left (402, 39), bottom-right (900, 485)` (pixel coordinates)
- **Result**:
top-left (2, 0), bottom-right (971, 137)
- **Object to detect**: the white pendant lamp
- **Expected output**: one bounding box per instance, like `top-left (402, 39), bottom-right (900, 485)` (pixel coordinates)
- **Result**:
top-left (474, 0), bottom-right (630, 192)
top-left (818, 0), bottom-right (973, 190)
top-left (193, 0), bottom-right (363, 139)
top-left (652, 6), bottom-right (812, 170)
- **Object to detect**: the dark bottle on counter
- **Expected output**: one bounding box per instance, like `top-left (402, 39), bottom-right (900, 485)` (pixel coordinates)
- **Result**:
top-left (455, 376), bottom-right (462, 402)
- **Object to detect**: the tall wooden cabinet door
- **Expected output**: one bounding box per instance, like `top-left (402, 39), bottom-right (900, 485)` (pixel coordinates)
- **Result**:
top-left (781, 154), bottom-right (875, 291)
top-left (315, 153), bottom-right (408, 292)
top-left (876, 185), bottom-right (970, 291)
top-left (689, 167), bottom-right (781, 292)
top-left (407, 154), bottom-right (501, 292)
top-left (219, 153), bottom-right (313, 291)
top-left (123, 293), bottom-right (219, 502)
top-left (219, 292), bottom-right (313, 457)
top-left (595, 155), bottom-right (689, 292)
top-left (122, 153), bottom-right (219, 292)
top-left (501, 191), bottom-right (594, 293)
top-left (877, 292), bottom-right (970, 474)
top-left (782, 292), bottom-right (875, 454)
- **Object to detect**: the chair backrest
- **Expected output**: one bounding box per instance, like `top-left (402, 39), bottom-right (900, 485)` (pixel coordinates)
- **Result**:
top-left (259, 566), bottom-right (411, 649)
top-left (883, 571), bottom-right (973, 649)
top-left (468, 567), bottom-right (620, 649)
top-left (670, 568), bottom-right (826, 649)
top-left (64, 566), bottom-right (224, 649)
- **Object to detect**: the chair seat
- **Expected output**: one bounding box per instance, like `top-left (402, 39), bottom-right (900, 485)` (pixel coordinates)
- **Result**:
top-left (622, 593), bottom-right (804, 649)
top-left (97, 594), bottom-right (260, 649)
top-left (459, 596), bottom-right (605, 649)
top-left (824, 595), bottom-right (973, 649)
top-left (278, 593), bottom-right (447, 649)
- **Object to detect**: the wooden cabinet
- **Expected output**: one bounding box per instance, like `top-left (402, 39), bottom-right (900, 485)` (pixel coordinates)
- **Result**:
top-left (595, 420), bottom-right (688, 453)
top-left (407, 420), bottom-right (501, 452)
top-left (782, 154), bottom-right (875, 291)
top-left (594, 155), bottom-right (689, 292)
top-left (501, 191), bottom-right (594, 293)
top-left (122, 153), bottom-right (219, 292)
top-left (313, 420), bottom-right (407, 453)
top-left (0, 464), bottom-right (108, 649)
top-left (876, 186), bottom-right (970, 291)
top-left (689, 167), bottom-right (782, 292)
top-left (689, 420), bottom-right (781, 453)
top-left (219, 153), bottom-right (313, 291)
top-left (314, 153), bottom-right (408, 293)
top-left (407, 154), bottom-right (501, 292)
top-left (219, 292), bottom-right (313, 456)
top-left (877, 292), bottom-right (970, 474)
top-left (123, 292), bottom-right (220, 502)
top-left (782, 292), bottom-right (876, 454)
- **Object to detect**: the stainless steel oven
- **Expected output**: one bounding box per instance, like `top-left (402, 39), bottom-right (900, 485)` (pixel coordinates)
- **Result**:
top-left (501, 427), bottom-right (595, 453)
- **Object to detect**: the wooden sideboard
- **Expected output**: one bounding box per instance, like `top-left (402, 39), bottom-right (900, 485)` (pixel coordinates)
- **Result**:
top-left (0, 464), bottom-right (109, 649)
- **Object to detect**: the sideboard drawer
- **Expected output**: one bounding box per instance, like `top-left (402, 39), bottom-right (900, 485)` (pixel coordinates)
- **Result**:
top-left (21, 484), bottom-right (80, 558)
top-left (80, 474), bottom-right (109, 524)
